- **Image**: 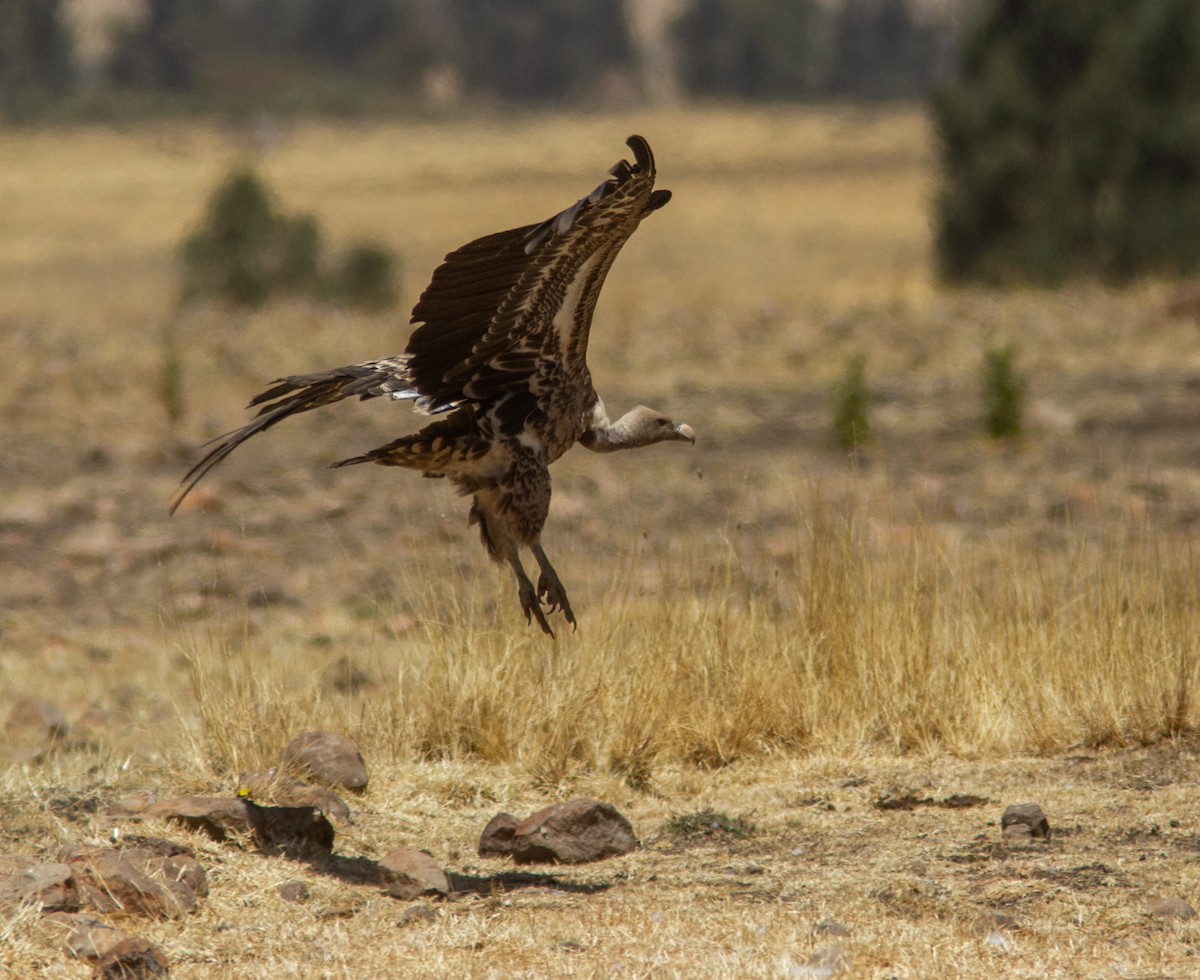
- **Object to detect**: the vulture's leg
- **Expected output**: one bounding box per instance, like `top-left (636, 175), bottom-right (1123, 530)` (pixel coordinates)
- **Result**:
top-left (532, 544), bottom-right (576, 630)
top-left (504, 545), bottom-right (554, 637)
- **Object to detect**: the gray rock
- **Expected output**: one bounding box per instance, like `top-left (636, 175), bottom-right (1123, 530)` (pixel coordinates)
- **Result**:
top-left (277, 880), bottom-right (310, 904)
top-left (1001, 802), bottom-right (1050, 839)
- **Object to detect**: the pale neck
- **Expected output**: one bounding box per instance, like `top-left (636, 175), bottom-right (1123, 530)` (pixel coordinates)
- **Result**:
top-left (580, 402), bottom-right (649, 453)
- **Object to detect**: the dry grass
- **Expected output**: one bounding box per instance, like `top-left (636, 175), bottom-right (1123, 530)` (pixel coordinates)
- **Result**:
top-left (3, 105), bottom-right (1200, 975)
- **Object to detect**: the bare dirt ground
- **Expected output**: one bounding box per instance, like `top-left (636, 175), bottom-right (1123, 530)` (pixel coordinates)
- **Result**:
top-left (3, 107), bottom-right (1200, 976)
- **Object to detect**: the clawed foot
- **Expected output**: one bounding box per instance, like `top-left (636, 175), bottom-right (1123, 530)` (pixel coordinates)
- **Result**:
top-left (537, 572), bottom-right (576, 631)
top-left (518, 580), bottom-right (555, 637)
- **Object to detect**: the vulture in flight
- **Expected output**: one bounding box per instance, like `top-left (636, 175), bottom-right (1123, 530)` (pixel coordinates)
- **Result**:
top-left (171, 135), bottom-right (695, 636)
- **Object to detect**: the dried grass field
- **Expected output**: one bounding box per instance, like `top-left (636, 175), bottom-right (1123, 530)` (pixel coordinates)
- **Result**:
top-left (3, 106), bottom-right (1200, 976)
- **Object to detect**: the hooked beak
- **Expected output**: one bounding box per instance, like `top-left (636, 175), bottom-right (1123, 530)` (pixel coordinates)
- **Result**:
top-left (674, 422), bottom-right (696, 445)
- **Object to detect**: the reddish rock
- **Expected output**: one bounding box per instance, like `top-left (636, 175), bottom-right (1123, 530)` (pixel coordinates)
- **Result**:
top-left (144, 797), bottom-right (252, 841)
top-left (239, 769), bottom-right (352, 824)
top-left (281, 731), bottom-right (369, 793)
top-left (122, 841), bottom-right (208, 908)
top-left (1001, 802), bottom-right (1050, 840)
top-left (65, 847), bottom-right (196, 919)
top-left (511, 799), bottom-right (638, 865)
top-left (93, 937), bottom-right (169, 978)
top-left (378, 848), bottom-right (450, 900)
top-left (0, 857), bottom-right (79, 912)
top-left (44, 912), bottom-right (126, 960)
top-left (478, 813), bottom-right (520, 858)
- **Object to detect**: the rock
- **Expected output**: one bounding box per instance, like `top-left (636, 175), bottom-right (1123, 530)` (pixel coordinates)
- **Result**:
top-left (0, 857), bottom-right (79, 912)
top-left (511, 799), bottom-right (638, 865)
top-left (243, 798), bottom-right (335, 856)
top-left (1001, 803), bottom-right (1050, 840)
top-left (478, 813), bottom-right (520, 858)
top-left (813, 920), bottom-right (851, 937)
top-left (44, 912), bottom-right (125, 960)
top-left (277, 880), bottom-right (310, 903)
top-left (398, 904), bottom-right (438, 927)
top-left (4, 699), bottom-right (70, 761)
top-left (239, 769), bottom-right (352, 825)
top-left (65, 847), bottom-right (197, 919)
top-left (973, 910), bottom-right (1021, 935)
top-left (93, 937), bottom-right (169, 978)
top-left (1144, 897), bottom-right (1197, 920)
top-left (121, 841), bottom-right (208, 909)
top-left (280, 732), bottom-right (368, 793)
top-left (378, 848), bottom-right (450, 900)
top-left (144, 797), bottom-right (252, 841)
top-left (109, 793), bottom-right (157, 817)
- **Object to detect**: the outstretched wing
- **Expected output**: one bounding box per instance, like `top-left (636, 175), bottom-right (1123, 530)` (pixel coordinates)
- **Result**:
top-left (168, 358), bottom-right (409, 513)
top-left (403, 135), bottom-right (671, 419)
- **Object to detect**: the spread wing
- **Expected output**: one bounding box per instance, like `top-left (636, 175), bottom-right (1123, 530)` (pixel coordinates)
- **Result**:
top-left (402, 135), bottom-right (671, 418)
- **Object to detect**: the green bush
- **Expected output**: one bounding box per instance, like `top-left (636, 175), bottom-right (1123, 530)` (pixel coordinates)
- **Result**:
top-left (328, 241), bottom-right (399, 310)
top-left (932, 0), bottom-right (1200, 284)
top-left (831, 352), bottom-right (872, 450)
top-left (179, 167), bottom-right (397, 310)
top-left (981, 344), bottom-right (1026, 440)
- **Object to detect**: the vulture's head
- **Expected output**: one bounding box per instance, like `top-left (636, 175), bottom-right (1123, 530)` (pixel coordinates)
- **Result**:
top-left (624, 406), bottom-right (696, 447)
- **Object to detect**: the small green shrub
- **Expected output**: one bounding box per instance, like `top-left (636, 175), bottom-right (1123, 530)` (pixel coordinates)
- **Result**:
top-left (158, 319), bottom-right (184, 427)
top-left (328, 241), bottom-right (399, 310)
top-left (663, 809), bottom-right (754, 840)
top-left (179, 166), bottom-right (397, 311)
top-left (831, 352), bottom-right (871, 450)
top-left (982, 343), bottom-right (1026, 440)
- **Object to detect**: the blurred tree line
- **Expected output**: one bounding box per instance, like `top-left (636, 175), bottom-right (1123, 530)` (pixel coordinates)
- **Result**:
top-left (2, 0), bottom-right (961, 118)
top-left (934, 0), bottom-right (1200, 284)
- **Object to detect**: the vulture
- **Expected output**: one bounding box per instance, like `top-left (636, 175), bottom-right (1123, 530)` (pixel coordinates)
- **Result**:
top-left (170, 135), bottom-right (694, 636)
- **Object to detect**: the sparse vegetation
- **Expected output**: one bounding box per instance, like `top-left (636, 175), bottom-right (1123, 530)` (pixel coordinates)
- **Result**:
top-left (4, 108), bottom-right (1200, 976)
top-left (664, 809), bottom-right (755, 840)
top-left (831, 351), bottom-right (871, 449)
top-left (981, 343), bottom-right (1025, 439)
top-left (328, 241), bottom-right (400, 310)
top-left (179, 166), bottom-right (397, 310)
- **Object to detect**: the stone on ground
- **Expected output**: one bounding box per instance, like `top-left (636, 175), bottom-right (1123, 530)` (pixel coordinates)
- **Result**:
top-left (477, 812), bottom-right (520, 858)
top-left (93, 936), bottom-right (169, 978)
top-left (280, 731), bottom-right (369, 793)
top-left (0, 857), bottom-right (79, 912)
top-left (1001, 802), bottom-right (1051, 839)
top-left (378, 848), bottom-right (450, 900)
top-left (510, 799), bottom-right (638, 865)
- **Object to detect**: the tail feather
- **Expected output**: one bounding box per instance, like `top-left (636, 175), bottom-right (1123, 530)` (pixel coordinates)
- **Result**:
top-left (169, 359), bottom-right (411, 514)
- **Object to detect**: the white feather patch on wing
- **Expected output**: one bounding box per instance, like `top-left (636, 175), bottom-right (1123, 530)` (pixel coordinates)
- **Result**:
top-left (551, 253), bottom-right (600, 347)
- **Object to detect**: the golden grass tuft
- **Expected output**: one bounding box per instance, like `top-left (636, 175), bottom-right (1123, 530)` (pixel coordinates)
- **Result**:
top-left (178, 493), bottom-right (1200, 792)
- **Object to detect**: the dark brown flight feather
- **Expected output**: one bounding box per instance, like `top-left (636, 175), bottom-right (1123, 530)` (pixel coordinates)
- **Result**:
top-left (170, 135), bottom-right (694, 636)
